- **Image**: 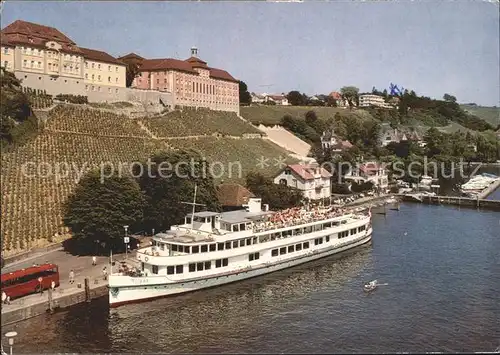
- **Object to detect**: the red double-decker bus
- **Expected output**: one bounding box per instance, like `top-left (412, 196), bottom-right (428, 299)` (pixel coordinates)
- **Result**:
top-left (1, 263), bottom-right (60, 299)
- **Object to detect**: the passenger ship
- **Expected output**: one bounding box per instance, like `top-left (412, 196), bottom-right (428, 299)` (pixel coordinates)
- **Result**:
top-left (108, 192), bottom-right (373, 307)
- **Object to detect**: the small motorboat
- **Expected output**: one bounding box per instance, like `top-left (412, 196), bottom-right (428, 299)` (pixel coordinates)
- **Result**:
top-left (364, 280), bottom-right (378, 292)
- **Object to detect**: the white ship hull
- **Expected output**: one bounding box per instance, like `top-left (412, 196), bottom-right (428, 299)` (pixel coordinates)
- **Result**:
top-left (108, 229), bottom-right (372, 307)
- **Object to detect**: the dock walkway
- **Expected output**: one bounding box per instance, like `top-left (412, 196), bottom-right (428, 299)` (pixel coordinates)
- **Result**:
top-left (399, 194), bottom-right (500, 211)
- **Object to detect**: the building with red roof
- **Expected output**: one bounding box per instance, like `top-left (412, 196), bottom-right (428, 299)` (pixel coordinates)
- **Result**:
top-left (119, 47), bottom-right (240, 113)
top-left (1, 20), bottom-right (127, 100)
top-left (273, 163), bottom-right (332, 200)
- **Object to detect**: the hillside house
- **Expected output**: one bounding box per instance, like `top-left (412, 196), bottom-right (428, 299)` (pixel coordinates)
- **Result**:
top-left (265, 94), bottom-right (289, 106)
top-left (379, 125), bottom-right (424, 147)
top-left (344, 162), bottom-right (389, 192)
top-left (274, 163), bottom-right (332, 200)
top-left (251, 93), bottom-right (265, 104)
top-left (328, 91), bottom-right (348, 107)
top-left (320, 130), bottom-right (353, 154)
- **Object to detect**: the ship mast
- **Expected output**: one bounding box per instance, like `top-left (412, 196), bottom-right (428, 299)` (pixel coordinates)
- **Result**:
top-left (181, 184), bottom-right (206, 229)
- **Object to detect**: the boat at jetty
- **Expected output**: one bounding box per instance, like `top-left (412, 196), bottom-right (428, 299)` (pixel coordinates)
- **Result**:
top-left (460, 173), bottom-right (499, 198)
top-left (108, 188), bottom-right (373, 307)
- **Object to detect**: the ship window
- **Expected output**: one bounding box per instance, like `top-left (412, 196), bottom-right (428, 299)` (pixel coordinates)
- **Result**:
top-left (246, 238), bottom-right (251, 246)
top-left (333, 221), bottom-right (340, 226)
top-left (252, 237), bottom-right (257, 244)
top-left (233, 240), bottom-right (239, 248)
top-left (303, 242), bottom-right (309, 249)
top-left (259, 235), bottom-right (270, 243)
top-left (196, 262), bottom-right (204, 271)
top-left (176, 265), bottom-right (183, 274)
top-left (249, 253), bottom-right (254, 261)
top-left (209, 244), bottom-right (216, 252)
top-left (192, 246), bottom-right (199, 253)
top-left (222, 258), bottom-right (228, 267)
top-left (184, 246), bottom-right (191, 253)
top-left (167, 266), bottom-right (174, 275)
top-left (141, 262), bottom-right (145, 271)
top-left (351, 229), bottom-right (356, 235)
top-left (239, 223), bottom-right (246, 231)
top-left (232, 224), bottom-right (238, 232)
top-left (296, 243), bottom-right (302, 251)
top-left (319, 238), bottom-right (323, 244)
top-left (201, 245), bottom-right (208, 252)
top-left (271, 249), bottom-right (278, 257)
top-left (254, 252), bottom-right (259, 260)
top-left (323, 222), bottom-right (332, 229)
top-left (240, 239), bottom-right (245, 247)
top-left (189, 263), bottom-right (196, 272)
top-left (225, 241), bottom-right (231, 249)
top-left (288, 245), bottom-right (294, 253)
top-left (279, 247), bottom-right (286, 255)
top-left (304, 226), bottom-right (312, 233)
top-left (294, 228), bottom-right (302, 235)
top-left (204, 261), bottom-right (211, 270)
top-left (326, 236), bottom-right (330, 242)
top-left (152, 265), bottom-right (159, 274)
top-left (215, 259), bottom-right (222, 268)
top-left (314, 224), bottom-right (323, 232)
top-left (217, 243), bottom-right (224, 251)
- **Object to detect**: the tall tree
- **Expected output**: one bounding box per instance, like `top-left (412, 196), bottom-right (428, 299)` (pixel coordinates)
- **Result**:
top-left (63, 169), bottom-right (146, 252)
top-left (286, 91), bottom-right (306, 106)
top-left (239, 81), bottom-right (252, 105)
top-left (136, 150), bottom-right (220, 233)
top-left (340, 86), bottom-right (359, 109)
top-left (125, 62), bottom-right (140, 88)
top-left (443, 93), bottom-right (457, 103)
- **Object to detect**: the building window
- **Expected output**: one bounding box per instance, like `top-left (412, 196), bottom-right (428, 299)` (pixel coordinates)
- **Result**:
top-left (92, 74), bottom-right (95, 81)
top-left (85, 61), bottom-right (88, 68)
top-left (115, 88), bottom-right (118, 93)
top-left (116, 66), bottom-right (118, 72)
top-left (108, 65), bottom-right (111, 71)
top-left (98, 75), bottom-right (101, 81)
top-left (115, 77), bottom-right (118, 83)
top-left (85, 73), bottom-right (88, 79)
top-left (108, 88), bottom-right (111, 93)
top-left (3, 48), bottom-right (8, 55)
top-left (92, 63), bottom-right (95, 69)
top-left (92, 86), bottom-right (95, 91)
top-left (98, 64), bottom-right (101, 69)
top-left (98, 86), bottom-right (101, 92)
top-left (108, 76), bottom-right (111, 83)
top-left (85, 85), bottom-right (89, 91)
top-left (31, 61), bottom-right (35, 68)
top-left (23, 60), bottom-right (27, 67)
top-left (3, 61), bottom-right (8, 68)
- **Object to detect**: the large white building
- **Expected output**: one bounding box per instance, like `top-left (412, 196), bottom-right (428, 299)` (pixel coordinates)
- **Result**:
top-left (359, 94), bottom-right (392, 109)
top-left (274, 164), bottom-right (332, 200)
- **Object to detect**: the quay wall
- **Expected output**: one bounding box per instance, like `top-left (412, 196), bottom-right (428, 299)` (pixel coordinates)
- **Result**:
top-left (1, 282), bottom-right (108, 326)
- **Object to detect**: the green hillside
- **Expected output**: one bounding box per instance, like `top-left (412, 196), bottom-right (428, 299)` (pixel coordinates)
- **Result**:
top-left (240, 106), bottom-right (374, 125)
top-left (460, 105), bottom-right (500, 127)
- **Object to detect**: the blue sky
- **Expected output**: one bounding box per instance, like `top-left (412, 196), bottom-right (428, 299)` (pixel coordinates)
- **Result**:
top-left (2, 1), bottom-right (499, 106)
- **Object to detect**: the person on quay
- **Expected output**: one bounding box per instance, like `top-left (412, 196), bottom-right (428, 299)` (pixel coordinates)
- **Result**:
top-left (102, 266), bottom-right (108, 281)
top-left (51, 280), bottom-right (56, 291)
top-left (92, 256), bottom-right (97, 266)
top-left (69, 269), bottom-right (75, 284)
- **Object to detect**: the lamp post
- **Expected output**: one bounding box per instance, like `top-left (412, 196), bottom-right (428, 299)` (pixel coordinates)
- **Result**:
top-left (123, 225), bottom-right (129, 260)
top-left (5, 331), bottom-right (17, 355)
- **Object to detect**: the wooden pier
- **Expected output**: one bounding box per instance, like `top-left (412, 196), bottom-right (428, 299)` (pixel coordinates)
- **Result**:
top-left (400, 194), bottom-right (500, 211)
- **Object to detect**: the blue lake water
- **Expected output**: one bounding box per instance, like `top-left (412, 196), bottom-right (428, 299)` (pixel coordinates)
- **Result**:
top-left (3, 202), bottom-right (499, 353)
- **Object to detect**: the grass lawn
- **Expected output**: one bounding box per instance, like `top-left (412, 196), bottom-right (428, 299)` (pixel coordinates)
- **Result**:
top-left (460, 105), bottom-right (500, 127)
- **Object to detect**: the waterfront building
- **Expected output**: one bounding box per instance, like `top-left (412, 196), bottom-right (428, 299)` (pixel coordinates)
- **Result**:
top-left (120, 47), bottom-right (240, 113)
top-left (216, 183), bottom-right (255, 211)
top-left (344, 162), bottom-right (389, 192)
top-left (273, 163), bottom-right (332, 200)
top-left (264, 94), bottom-right (289, 106)
top-left (0, 20), bottom-right (126, 101)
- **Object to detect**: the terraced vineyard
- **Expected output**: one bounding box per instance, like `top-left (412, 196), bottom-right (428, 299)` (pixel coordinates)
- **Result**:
top-left (240, 106), bottom-right (375, 125)
top-left (1, 105), bottom-right (296, 254)
top-left (168, 137), bottom-right (298, 183)
top-left (0, 131), bottom-right (166, 254)
top-left (45, 105), bottom-right (149, 137)
top-left (142, 107), bottom-right (262, 137)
